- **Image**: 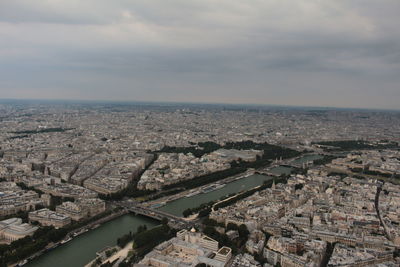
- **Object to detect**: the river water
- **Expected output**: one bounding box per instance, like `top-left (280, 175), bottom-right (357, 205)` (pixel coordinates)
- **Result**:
top-left (291, 154), bottom-right (323, 164)
top-left (26, 215), bottom-right (158, 267)
top-left (156, 155), bottom-right (323, 217)
top-left (26, 174), bottom-right (274, 267)
top-left (157, 174), bottom-right (273, 216)
top-left (25, 155), bottom-right (321, 266)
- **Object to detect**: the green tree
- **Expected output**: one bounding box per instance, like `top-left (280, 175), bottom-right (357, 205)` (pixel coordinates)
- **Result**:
top-left (161, 217), bottom-right (168, 225)
top-left (238, 224), bottom-right (249, 239)
top-left (227, 223), bottom-right (238, 231)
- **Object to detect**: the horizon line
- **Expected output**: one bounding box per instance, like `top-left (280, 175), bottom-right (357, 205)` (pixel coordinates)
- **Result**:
top-left (0, 97), bottom-right (399, 113)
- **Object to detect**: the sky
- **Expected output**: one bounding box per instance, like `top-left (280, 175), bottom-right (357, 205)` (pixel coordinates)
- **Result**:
top-left (0, 1), bottom-right (399, 110)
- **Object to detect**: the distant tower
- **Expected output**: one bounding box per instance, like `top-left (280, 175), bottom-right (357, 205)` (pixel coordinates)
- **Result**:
top-left (272, 180), bottom-right (276, 190)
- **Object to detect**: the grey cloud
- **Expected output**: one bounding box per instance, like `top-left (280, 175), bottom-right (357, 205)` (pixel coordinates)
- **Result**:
top-left (0, 0), bottom-right (399, 109)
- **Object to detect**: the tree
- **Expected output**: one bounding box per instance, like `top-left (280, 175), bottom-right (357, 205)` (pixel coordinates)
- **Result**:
top-left (137, 225), bottom-right (147, 233)
top-left (202, 218), bottom-right (218, 227)
top-left (238, 224), bottom-right (249, 239)
top-left (134, 225), bottom-right (171, 248)
top-left (198, 208), bottom-right (211, 218)
top-left (226, 223), bottom-right (238, 231)
top-left (105, 250), bottom-right (113, 258)
top-left (294, 184), bottom-right (304, 191)
top-left (183, 208), bottom-right (192, 217)
top-left (161, 217), bottom-right (168, 225)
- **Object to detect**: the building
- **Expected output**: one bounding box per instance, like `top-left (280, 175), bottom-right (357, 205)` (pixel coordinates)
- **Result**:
top-left (76, 198), bottom-right (106, 217)
top-left (214, 247), bottom-right (232, 263)
top-left (0, 218), bottom-right (38, 243)
top-left (83, 177), bottom-right (128, 195)
top-left (29, 208), bottom-right (71, 228)
top-left (136, 229), bottom-right (231, 267)
top-left (56, 201), bottom-right (87, 221)
top-left (56, 198), bottom-right (105, 221)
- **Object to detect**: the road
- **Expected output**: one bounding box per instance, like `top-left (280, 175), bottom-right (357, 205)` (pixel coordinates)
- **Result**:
top-left (375, 182), bottom-right (393, 241)
top-left (114, 200), bottom-right (198, 229)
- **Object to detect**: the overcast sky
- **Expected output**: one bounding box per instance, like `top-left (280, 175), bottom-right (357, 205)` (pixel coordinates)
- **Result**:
top-left (0, 1), bottom-right (399, 109)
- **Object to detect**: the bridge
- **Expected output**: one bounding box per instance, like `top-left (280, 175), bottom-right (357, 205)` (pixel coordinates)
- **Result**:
top-left (115, 201), bottom-right (195, 229)
top-left (258, 158), bottom-right (312, 173)
top-left (256, 171), bottom-right (280, 177)
top-left (268, 153), bottom-right (319, 169)
top-left (280, 162), bottom-right (313, 169)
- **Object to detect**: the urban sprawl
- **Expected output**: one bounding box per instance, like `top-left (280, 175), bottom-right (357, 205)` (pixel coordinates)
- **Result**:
top-left (0, 102), bottom-right (400, 267)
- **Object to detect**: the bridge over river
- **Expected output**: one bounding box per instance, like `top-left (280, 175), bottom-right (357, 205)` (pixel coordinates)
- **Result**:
top-left (115, 201), bottom-right (195, 229)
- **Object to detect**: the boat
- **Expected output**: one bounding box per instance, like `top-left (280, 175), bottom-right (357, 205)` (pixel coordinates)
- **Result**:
top-left (202, 183), bottom-right (226, 193)
top-left (185, 191), bottom-right (201, 198)
top-left (73, 228), bottom-right (89, 237)
top-left (151, 202), bottom-right (166, 208)
top-left (60, 237), bottom-right (72, 244)
top-left (46, 243), bottom-right (59, 251)
top-left (17, 260), bottom-right (28, 266)
top-left (91, 224), bottom-right (101, 230)
top-left (214, 183), bottom-right (226, 190)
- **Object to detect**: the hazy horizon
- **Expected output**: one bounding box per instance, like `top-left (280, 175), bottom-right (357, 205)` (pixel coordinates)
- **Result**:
top-left (1, 1), bottom-right (399, 110)
top-left (2, 97), bottom-right (400, 112)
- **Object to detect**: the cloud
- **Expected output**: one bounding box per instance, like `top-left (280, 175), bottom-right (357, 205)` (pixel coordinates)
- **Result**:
top-left (0, 0), bottom-right (399, 109)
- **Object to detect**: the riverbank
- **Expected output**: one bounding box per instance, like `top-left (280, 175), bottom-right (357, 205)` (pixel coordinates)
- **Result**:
top-left (20, 154), bottom-right (321, 266)
top-left (84, 242), bottom-right (133, 267)
top-left (24, 214), bottom-right (159, 267)
top-left (144, 169), bottom-right (256, 207)
top-left (157, 173), bottom-right (274, 217)
top-left (143, 154), bottom-right (320, 208)
top-left (12, 210), bottom-right (128, 267)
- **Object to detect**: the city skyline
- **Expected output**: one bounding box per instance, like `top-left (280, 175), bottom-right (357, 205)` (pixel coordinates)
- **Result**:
top-left (1, 1), bottom-right (400, 110)
top-left (1, 97), bottom-right (400, 112)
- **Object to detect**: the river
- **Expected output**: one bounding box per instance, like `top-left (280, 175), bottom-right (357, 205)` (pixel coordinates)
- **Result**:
top-left (157, 174), bottom-right (273, 216)
top-left (25, 215), bottom-right (158, 267)
top-left (25, 155), bottom-right (320, 266)
top-left (291, 154), bottom-right (323, 164)
top-left (156, 156), bottom-right (322, 217)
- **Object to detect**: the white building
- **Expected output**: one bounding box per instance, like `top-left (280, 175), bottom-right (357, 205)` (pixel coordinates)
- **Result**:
top-left (0, 218), bottom-right (38, 243)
